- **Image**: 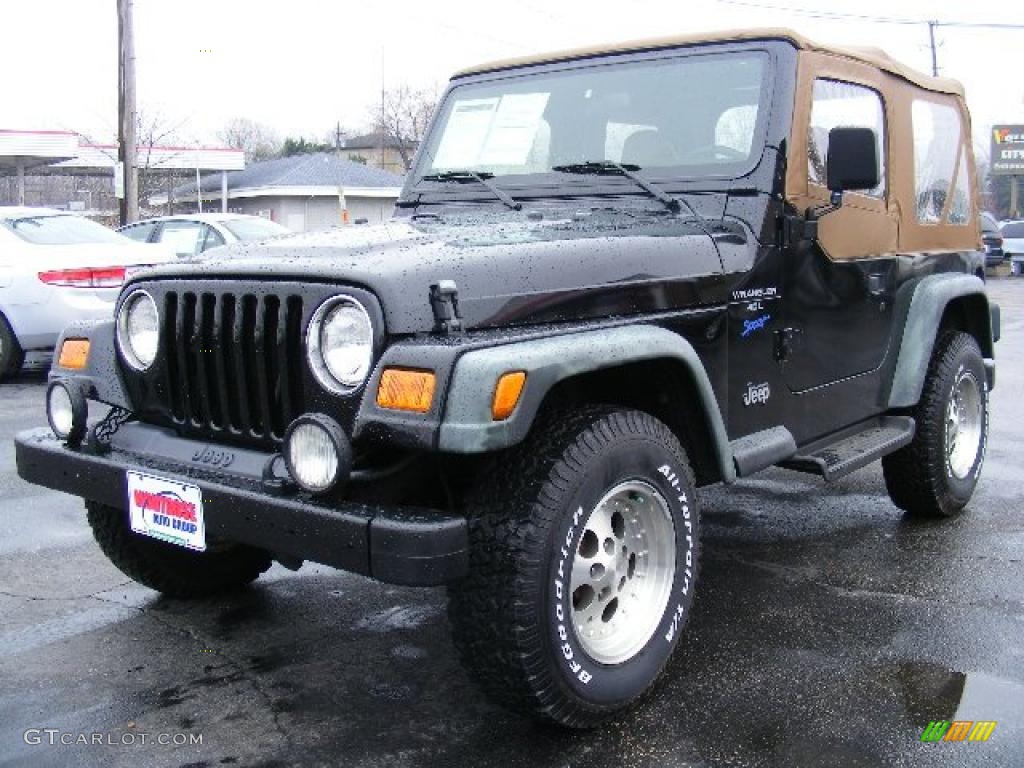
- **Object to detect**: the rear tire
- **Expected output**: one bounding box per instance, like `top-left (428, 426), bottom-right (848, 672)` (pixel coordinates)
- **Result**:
top-left (447, 407), bottom-right (700, 728)
top-left (86, 501), bottom-right (273, 598)
top-left (883, 332), bottom-right (989, 518)
top-left (0, 314), bottom-right (24, 381)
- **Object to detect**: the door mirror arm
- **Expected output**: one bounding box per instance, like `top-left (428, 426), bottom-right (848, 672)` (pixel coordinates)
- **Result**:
top-left (789, 125), bottom-right (879, 244)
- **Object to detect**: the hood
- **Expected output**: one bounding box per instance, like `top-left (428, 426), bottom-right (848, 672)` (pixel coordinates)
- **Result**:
top-left (134, 206), bottom-right (729, 334)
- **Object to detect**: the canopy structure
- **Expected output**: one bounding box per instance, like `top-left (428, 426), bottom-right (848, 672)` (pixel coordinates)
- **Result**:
top-left (0, 128), bottom-right (245, 209)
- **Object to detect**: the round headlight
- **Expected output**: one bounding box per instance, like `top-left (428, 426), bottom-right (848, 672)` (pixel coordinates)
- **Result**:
top-left (308, 297), bottom-right (373, 392)
top-left (283, 414), bottom-right (352, 494)
top-left (47, 380), bottom-right (87, 445)
top-left (117, 290), bottom-right (159, 370)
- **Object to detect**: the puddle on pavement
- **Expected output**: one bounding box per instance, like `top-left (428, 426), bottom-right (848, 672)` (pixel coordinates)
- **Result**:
top-left (881, 660), bottom-right (1024, 728)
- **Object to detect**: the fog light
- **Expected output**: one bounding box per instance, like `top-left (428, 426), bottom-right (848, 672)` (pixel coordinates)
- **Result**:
top-left (47, 381), bottom-right (87, 445)
top-left (283, 414), bottom-right (352, 494)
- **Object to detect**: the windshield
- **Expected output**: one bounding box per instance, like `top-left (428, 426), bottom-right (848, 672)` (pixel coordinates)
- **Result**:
top-left (4, 214), bottom-right (127, 245)
top-left (222, 217), bottom-right (290, 242)
top-left (416, 51), bottom-right (768, 182)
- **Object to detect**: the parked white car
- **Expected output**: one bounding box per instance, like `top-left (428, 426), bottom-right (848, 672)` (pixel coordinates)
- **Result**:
top-left (118, 213), bottom-right (290, 258)
top-left (0, 207), bottom-right (172, 379)
top-left (1000, 220), bottom-right (1024, 250)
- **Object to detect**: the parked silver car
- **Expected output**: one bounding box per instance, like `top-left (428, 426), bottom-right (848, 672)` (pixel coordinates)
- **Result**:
top-left (118, 213), bottom-right (290, 258)
top-left (0, 207), bottom-right (171, 379)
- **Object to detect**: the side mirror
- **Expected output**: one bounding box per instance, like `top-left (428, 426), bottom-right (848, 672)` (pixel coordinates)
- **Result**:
top-left (826, 127), bottom-right (880, 193)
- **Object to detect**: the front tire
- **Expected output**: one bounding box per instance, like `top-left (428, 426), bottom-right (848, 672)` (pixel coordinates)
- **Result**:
top-left (883, 331), bottom-right (989, 518)
top-left (447, 407), bottom-right (700, 728)
top-left (87, 502), bottom-right (273, 598)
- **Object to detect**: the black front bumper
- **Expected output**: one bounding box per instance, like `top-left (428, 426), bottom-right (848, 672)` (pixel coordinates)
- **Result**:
top-left (15, 427), bottom-right (468, 587)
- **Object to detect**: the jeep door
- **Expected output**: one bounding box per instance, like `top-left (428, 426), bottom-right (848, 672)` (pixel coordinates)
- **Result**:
top-left (780, 58), bottom-right (899, 393)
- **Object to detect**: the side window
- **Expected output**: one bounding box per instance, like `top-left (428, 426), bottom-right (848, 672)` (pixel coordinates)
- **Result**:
top-left (912, 99), bottom-right (967, 225)
top-left (201, 225), bottom-right (226, 252)
top-left (120, 221), bottom-right (157, 242)
top-left (808, 79), bottom-right (886, 198)
top-left (157, 220), bottom-right (205, 258)
top-left (947, 148), bottom-right (971, 225)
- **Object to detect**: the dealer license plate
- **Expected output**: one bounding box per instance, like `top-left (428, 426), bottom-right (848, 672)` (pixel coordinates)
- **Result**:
top-left (126, 470), bottom-right (206, 552)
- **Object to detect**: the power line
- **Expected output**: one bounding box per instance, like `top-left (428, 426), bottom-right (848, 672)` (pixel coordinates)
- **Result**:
top-left (715, 0), bottom-right (1024, 30)
top-left (714, 0), bottom-right (1024, 75)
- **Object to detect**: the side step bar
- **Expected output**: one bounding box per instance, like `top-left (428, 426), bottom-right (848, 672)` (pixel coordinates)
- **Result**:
top-left (780, 416), bottom-right (916, 482)
top-left (731, 426), bottom-right (797, 478)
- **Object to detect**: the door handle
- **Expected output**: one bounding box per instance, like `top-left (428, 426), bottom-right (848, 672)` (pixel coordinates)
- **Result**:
top-left (774, 327), bottom-right (803, 361)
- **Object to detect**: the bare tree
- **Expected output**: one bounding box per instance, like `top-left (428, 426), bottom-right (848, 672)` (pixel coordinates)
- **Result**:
top-left (218, 118), bottom-right (280, 162)
top-left (134, 110), bottom-right (191, 211)
top-left (70, 109), bottom-right (189, 215)
top-left (373, 85), bottom-right (439, 171)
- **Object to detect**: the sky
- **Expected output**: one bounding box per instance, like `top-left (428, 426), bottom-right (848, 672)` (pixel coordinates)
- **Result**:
top-left (4, 0), bottom-right (1023, 158)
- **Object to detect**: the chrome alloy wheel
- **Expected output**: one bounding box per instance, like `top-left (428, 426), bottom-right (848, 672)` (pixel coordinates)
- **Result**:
top-left (569, 480), bottom-right (676, 665)
top-left (945, 369), bottom-right (983, 480)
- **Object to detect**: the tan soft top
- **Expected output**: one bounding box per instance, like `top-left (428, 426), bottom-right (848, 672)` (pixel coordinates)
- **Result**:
top-left (454, 27), bottom-right (964, 96)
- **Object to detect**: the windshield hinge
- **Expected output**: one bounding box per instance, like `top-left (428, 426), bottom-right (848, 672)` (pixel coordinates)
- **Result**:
top-left (780, 213), bottom-right (817, 249)
top-left (430, 280), bottom-right (464, 334)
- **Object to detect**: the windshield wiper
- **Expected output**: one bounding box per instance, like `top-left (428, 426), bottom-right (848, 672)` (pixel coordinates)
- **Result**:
top-left (420, 170), bottom-right (522, 211)
top-left (551, 160), bottom-right (708, 225)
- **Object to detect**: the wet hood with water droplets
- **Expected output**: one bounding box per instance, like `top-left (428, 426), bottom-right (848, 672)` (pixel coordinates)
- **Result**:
top-left (133, 209), bottom-right (726, 334)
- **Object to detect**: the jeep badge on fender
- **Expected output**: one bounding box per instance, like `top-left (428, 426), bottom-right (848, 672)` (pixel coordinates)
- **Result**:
top-left (15, 28), bottom-right (997, 729)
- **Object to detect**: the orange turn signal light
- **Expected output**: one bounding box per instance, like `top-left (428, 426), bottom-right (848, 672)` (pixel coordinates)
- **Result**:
top-left (58, 339), bottom-right (91, 370)
top-left (377, 368), bottom-right (436, 413)
top-left (491, 371), bottom-right (527, 421)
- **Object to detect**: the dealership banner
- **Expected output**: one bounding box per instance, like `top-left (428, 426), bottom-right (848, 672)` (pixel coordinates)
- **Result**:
top-left (991, 125), bottom-right (1024, 175)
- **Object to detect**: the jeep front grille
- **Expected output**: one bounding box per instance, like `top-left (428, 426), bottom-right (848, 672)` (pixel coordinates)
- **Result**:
top-left (161, 290), bottom-right (305, 441)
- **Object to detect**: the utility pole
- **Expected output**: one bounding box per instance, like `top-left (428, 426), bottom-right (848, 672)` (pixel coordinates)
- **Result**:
top-left (117, 0), bottom-right (139, 225)
top-left (927, 20), bottom-right (939, 77)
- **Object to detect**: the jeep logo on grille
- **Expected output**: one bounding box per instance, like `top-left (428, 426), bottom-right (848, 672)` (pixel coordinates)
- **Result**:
top-left (191, 445), bottom-right (235, 468)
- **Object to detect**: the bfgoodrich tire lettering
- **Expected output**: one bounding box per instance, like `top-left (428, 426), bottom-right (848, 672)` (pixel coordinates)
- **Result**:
top-left (883, 331), bottom-right (989, 518)
top-left (447, 407), bottom-right (700, 728)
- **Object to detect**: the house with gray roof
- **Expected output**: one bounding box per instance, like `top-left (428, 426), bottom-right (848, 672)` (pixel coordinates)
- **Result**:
top-left (157, 152), bottom-right (404, 231)
top-left (337, 131), bottom-right (416, 174)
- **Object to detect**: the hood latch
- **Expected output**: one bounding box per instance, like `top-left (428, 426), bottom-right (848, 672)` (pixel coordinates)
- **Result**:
top-left (430, 279), bottom-right (463, 334)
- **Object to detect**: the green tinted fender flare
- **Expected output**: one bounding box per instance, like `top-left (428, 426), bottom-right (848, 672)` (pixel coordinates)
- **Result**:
top-left (438, 324), bottom-right (736, 482)
top-left (887, 274), bottom-right (996, 409)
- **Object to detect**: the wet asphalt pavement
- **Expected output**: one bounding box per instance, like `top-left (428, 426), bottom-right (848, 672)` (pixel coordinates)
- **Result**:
top-left (1, 280), bottom-right (1022, 768)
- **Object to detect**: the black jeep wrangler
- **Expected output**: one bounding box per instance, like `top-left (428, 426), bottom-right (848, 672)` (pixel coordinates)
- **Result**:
top-left (16, 28), bottom-right (999, 728)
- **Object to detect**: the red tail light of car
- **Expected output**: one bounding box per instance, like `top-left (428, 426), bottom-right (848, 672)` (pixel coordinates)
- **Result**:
top-left (38, 266), bottom-right (127, 288)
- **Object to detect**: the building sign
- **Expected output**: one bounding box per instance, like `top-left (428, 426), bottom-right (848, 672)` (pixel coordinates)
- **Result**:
top-left (991, 125), bottom-right (1024, 175)
top-left (113, 161), bottom-right (125, 198)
